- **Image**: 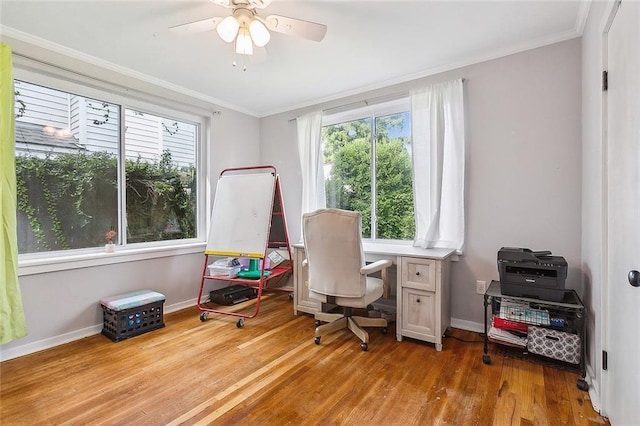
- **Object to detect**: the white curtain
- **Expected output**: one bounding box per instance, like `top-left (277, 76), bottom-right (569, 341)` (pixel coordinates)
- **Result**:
top-left (296, 110), bottom-right (325, 215)
top-left (411, 79), bottom-right (465, 250)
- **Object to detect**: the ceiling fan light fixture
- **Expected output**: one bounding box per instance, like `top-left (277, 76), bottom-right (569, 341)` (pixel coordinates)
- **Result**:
top-left (235, 27), bottom-right (254, 55)
top-left (171, 1), bottom-right (327, 67)
top-left (249, 19), bottom-right (270, 47)
top-left (216, 15), bottom-right (239, 42)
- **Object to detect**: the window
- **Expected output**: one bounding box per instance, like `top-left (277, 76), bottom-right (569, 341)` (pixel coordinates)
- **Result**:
top-left (14, 79), bottom-right (202, 255)
top-left (322, 98), bottom-right (414, 240)
top-left (124, 108), bottom-right (198, 244)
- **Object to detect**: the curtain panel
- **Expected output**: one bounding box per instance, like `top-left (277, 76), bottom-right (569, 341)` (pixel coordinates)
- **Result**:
top-left (1, 42), bottom-right (27, 344)
top-left (296, 110), bottom-right (325, 216)
top-left (410, 79), bottom-right (466, 251)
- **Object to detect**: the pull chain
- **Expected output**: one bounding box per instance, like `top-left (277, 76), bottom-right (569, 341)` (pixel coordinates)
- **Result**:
top-left (231, 43), bottom-right (248, 71)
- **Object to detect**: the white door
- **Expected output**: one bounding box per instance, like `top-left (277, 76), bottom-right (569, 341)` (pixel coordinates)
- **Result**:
top-left (606, 0), bottom-right (640, 423)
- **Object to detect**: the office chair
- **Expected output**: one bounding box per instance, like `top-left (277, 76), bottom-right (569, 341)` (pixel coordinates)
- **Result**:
top-left (302, 208), bottom-right (392, 351)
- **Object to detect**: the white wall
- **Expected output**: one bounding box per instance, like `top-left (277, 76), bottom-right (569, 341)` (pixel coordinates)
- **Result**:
top-left (261, 38), bottom-right (583, 330)
top-left (210, 106), bottom-right (263, 178)
top-left (6, 255), bottom-right (203, 352)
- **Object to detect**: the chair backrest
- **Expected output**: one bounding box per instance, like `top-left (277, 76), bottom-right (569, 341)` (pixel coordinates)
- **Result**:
top-left (302, 209), bottom-right (366, 298)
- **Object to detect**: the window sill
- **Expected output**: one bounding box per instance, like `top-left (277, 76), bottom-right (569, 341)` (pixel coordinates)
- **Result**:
top-left (361, 238), bottom-right (462, 259)
top-left (18, 242), bottom-right (207, 276)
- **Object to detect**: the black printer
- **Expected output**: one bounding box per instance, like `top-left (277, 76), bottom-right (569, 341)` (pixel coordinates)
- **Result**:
top-left (498, 247), bottom-right (568, 301)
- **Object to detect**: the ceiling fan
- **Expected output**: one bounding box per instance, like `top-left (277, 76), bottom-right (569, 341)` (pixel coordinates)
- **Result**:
top-left (170, 0), bottom-right (327, 59)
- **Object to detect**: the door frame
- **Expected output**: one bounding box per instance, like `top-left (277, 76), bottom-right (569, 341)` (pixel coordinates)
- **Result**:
top-left (600, 0), bottom-right (622, 419)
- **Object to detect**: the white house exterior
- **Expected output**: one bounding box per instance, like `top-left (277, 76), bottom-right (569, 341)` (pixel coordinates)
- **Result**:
top-left (14, 80), bottom-right (196, 167)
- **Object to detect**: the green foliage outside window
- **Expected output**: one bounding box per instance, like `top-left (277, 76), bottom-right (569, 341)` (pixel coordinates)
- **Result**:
top-left (16, 150), bottom-right (196, 253)
top-left (326, 138), bottom-right (373, 236)
top-left (323, 113), bottom-right (415, 240)
top-left (126, 150), bottom-right (196, 243)
top-left (375, 140), bottom-right (415, 240)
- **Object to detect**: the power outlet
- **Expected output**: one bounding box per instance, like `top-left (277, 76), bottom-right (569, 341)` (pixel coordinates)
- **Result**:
top-left (476, 280), bottom-right (487, 295)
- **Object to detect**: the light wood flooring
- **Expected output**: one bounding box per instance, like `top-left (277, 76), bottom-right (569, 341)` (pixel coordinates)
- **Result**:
top-left (1, 292), bottom-right (608, 425)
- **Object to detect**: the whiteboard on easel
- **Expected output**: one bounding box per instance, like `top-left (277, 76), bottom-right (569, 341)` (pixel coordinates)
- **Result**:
top-left (205, 170), bottom-right (276, 258)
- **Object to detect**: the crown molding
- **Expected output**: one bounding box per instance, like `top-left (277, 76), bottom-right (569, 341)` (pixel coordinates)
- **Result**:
top-left (261, 28), bottom-right (582, 118)
top-left (2, 22), bottom-right (583, 120)
top-left (1, 25), bottom-right (260, 118)
top-left (575, 0), bottom-right (593, 35)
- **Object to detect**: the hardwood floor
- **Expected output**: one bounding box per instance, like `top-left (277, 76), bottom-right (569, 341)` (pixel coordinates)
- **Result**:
top-left (1, 293), bottom-right (608, 425)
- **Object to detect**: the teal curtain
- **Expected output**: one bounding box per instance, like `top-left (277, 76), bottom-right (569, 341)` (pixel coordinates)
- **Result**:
top-left (0, 42), bottom-right (27, 344)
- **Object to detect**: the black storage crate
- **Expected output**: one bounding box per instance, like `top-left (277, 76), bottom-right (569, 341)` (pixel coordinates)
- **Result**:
top-left (101, 300), bottom-right (165, 342)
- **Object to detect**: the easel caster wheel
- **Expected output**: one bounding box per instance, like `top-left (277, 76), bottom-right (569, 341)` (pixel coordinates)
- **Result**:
top-left (382, 327), bottom-right (388, 335)
top-left (577, 379), bottom-right (589, 391)
top-left (482, 354), bottom-right (491, 365)
top-left (236, 318), bottom-right (245, 328)
top-left (360, 342), bottom-right (368, 351)
top-left (314, 336), bottom-right (321, 345)
top-left (315, 320), bottom-right (321, 327)
top-left (199, 313), bottom-right (208, 322)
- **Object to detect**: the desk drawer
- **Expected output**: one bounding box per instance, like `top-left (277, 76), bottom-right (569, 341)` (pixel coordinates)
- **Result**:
top-left (402, 257), bottom-right (436, 291)
top-left (401, 287), bottom-right (436, 338)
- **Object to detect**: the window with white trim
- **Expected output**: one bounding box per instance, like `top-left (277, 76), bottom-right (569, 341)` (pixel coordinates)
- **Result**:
top-left (322, 98), bottom-right (414, 240)
top-left (14, 78), bottom-right (204, 255)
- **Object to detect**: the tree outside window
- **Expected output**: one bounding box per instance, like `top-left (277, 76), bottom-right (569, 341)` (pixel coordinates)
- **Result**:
top-left (322, 109), bottom-right (415, 240)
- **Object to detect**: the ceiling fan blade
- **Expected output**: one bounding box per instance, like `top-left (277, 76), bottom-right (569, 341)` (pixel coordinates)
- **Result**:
top-left (264, 14), bottom-right (327, 42)
top-left (169, 17), bottom-right (223, 35)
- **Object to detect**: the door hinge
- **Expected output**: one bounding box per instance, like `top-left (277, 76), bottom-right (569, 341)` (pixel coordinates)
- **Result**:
top-left (602, 70), bottom-right (608, 91)
top-left (602, 350), bottom-right (608, 370)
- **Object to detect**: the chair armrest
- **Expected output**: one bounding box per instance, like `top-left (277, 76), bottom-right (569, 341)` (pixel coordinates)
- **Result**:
top-left (360, 259), bottom-right (392, 275)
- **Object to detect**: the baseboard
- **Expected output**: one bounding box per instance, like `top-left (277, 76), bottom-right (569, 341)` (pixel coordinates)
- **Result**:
top-left (450, 318), bottom-right (484, 334)
top-left (0, 298), bottom-right (198, 362)
top-left (585, 364), bottom-right (603, 414)
top-left (166, 298), bottom-right (199, 315)
top-left (0, 324), bottom-right (103, 362)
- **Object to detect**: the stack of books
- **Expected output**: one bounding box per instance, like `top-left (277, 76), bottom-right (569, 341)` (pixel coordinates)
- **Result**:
top-left (488, 325), bottom-right (527, 347)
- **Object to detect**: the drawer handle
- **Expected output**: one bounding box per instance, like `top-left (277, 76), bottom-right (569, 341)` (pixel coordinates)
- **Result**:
top-left (416, 272), bottom-right (421, 276)
top-left (416, 298), bottom-right (420, 303)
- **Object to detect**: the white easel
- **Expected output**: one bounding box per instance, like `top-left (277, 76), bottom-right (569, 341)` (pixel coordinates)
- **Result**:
top-left (196, 165), bottom-right (293, 327)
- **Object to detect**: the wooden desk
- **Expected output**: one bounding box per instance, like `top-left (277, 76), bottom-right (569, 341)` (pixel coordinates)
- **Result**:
top-left (292, 242), bottom-right (455, 351)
